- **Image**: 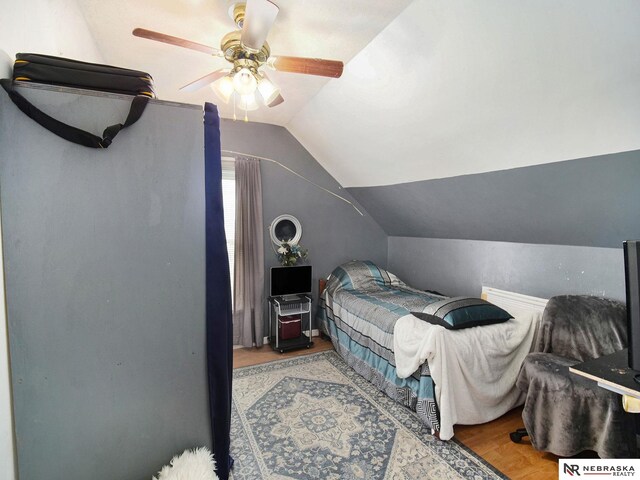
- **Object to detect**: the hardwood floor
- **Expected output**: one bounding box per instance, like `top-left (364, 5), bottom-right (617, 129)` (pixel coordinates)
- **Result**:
top-left (454, 409), bottom-right (560, 479)
top-left (233, 338), bottom-right (559, 479)
top-left (233, 336), bottom-right (334, 369)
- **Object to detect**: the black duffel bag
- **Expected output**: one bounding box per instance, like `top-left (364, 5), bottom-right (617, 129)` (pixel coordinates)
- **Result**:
top-left (1, 53), bottom-right (155, 148)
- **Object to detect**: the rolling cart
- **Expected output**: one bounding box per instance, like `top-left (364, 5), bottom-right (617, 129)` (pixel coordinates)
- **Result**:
top-left (268, 294), bottom-right (313, 353)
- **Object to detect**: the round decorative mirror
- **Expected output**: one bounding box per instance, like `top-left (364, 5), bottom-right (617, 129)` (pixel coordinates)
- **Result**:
top-left (269, 214), bottom-right (302, 245)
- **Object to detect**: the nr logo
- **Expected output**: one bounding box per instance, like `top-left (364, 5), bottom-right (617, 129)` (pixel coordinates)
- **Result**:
top-left (564, 463), bottom-right (581, 476)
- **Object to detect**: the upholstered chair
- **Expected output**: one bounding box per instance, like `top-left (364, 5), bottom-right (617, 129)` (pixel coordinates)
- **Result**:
top-left (514, 295), bottom-right (636, 458)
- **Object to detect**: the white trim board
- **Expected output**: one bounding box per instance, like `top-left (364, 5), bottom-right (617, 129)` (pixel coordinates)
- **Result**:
top-left (481, 286), bottom-right (548, 316)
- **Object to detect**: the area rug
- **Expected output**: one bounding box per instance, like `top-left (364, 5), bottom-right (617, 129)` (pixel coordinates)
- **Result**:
top-left (230, 351), bottom-right (506, 479)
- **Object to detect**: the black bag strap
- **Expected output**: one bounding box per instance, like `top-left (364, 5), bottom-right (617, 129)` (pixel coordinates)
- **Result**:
top-left (0, 79), bottom-right (149, 148)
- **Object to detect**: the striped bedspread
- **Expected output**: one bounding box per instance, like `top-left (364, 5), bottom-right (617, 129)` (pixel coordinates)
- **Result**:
top-left (316, 260), bottom-right (444, 431)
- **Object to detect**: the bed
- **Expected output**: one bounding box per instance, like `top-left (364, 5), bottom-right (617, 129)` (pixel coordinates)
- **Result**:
top-left (316, 260), bottom-right (541, 440)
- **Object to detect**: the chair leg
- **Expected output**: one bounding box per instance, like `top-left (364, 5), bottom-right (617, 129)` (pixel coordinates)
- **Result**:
top-left (510, 427), bottom-right (529, 443)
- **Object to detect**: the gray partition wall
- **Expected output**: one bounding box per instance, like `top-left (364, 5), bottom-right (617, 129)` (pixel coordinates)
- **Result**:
top-left (0, 84), bottom-right (210, 479)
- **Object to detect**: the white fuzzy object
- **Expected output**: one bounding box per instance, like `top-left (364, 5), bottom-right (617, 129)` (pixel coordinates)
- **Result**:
top-left (152, 447), bottom-right (218, 480)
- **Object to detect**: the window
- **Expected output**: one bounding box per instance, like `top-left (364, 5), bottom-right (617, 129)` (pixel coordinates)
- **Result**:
top-left (221, 158), bottom-right (235, 299)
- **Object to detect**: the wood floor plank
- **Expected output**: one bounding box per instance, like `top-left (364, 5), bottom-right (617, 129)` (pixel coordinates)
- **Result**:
top-left (233, 340), bottom-right (560, 479)
top-left (233, 336), bottom-right (333, 369)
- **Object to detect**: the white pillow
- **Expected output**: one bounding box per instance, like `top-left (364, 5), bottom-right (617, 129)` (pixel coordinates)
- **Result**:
top-left (152, 447), bottom-right (218, 480)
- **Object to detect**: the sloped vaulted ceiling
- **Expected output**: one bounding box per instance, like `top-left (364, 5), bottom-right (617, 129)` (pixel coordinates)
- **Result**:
top-left (76, 0), bottom-right (412, 126)
top-left (74, 0), bottom-right (640, 190)
top-left (286, 0), bottom-right (640, 249)
top-left (287, 0), bottom-right (640, 188)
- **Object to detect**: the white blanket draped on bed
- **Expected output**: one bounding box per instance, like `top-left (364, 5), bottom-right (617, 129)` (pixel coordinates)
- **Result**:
top-left (393, 311), bottom-right (541, 440)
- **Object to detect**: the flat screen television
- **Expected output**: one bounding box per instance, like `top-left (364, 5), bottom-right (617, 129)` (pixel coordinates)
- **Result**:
top-left (623, 240), bottom-right (640, 371)
top-left (270, 265), bottom-right (312, 298)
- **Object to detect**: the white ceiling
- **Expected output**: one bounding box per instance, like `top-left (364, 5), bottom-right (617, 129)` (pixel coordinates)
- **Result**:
top-left (288, 0), bottom-right (640, 187)
top-left (76, 0), bottom-right (411, 126)
top-left (73, 0), bottom-right (640, 188)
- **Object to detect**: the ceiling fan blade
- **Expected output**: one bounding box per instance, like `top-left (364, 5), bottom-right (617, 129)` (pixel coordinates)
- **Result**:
top-left (180, 69), bottom-right (228, 92)
top-left (241, 0), bottom-right (279, 53)
top-left (267, 93), bottom-right (284, 107)
top-left (133, 28), bottom-right (220, 56)
top-left (269, 55), bottom-right (343, 78)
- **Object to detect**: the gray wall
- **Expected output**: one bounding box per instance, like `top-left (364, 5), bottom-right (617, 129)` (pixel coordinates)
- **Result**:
top-left (349, 150), bottom-right (640, 249)
top-left (346, 150), bottom-right (639, 303)
top-left (388, 237), bottom-right (625, 301)
top-left (0, 85), bottom-right (210, 480)
top-left (219, 120), bottom-right (388, 331)
top-left (219, 121), bottom-right (634, 318)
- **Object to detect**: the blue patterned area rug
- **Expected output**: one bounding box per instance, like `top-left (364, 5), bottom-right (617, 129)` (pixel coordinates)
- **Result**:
top-left (230, 351), bottom-right (506, 479)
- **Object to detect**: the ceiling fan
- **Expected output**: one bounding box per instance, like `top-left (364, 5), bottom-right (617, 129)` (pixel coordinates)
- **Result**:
top-left (133, 0), bottom-right (344, 118)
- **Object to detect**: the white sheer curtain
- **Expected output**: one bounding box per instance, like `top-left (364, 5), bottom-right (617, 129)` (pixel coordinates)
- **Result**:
top-left (233, 157), bottom-right (265, 347)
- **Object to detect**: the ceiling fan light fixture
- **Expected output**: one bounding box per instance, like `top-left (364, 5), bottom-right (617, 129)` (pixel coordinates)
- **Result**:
top-left (238, 93), bottom-right (259, 111)
top-left (211, 74), bottom-right (234, 104)
top-left (232, 67), bottom-right (257, 95)
top-left (257, 75), bottom-right (280, 106)
top-left (133, 3), bottom-right (344, 112)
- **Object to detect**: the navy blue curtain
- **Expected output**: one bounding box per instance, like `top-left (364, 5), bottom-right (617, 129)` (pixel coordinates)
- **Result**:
top-left (204, 103), bottom-right (233, 480)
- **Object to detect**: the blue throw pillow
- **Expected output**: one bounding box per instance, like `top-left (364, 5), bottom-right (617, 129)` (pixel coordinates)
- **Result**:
top-left (411, 297), bottom-right (512, 330)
